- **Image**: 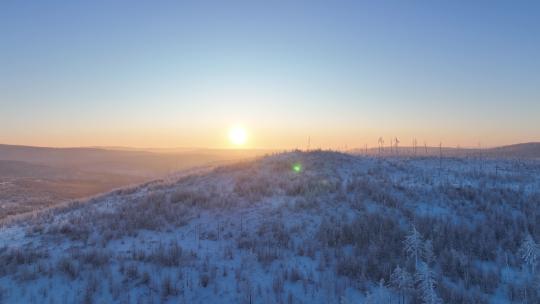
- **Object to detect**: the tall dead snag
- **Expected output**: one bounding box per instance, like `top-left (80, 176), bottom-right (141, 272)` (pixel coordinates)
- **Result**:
top-left (439, 142), bottom-right (442, 177)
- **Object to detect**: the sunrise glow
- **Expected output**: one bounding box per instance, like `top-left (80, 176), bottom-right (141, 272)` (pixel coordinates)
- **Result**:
top-left (228, 126), bottom-right (247, 146)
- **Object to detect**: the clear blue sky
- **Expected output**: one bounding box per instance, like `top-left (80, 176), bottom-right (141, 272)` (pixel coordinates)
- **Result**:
top-left (1, 0), bottom-right (539, 148)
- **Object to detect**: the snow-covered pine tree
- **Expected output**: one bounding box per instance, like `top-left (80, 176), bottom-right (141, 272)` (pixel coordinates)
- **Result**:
top-left (415, 262), bottom-right (441, 304)
top-left (422, 240), bottom-right (435, 266)
top-left (519, 234), bottom-right (539, 274)
top-left (404, 226), bottom-right (423, 268)
top-left (390, 266), bottom-right (413, 304)
top-left (367, 279), bottom-right (391, 303)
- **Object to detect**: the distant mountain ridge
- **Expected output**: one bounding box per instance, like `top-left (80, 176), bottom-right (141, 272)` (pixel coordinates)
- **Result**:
top-left (0, 144), bottom-right (273, 177)
top-left (485, 142), bottom-right (540, 159)
top-left (349, 142), bottom-right (540, 159)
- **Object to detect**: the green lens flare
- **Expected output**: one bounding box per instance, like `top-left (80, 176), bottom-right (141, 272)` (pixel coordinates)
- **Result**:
top-left (292, 163), bottom-right (302, 173)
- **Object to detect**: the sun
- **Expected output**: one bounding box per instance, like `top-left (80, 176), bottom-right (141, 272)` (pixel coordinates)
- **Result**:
top-left (228, 126), bottom-right (247, 146)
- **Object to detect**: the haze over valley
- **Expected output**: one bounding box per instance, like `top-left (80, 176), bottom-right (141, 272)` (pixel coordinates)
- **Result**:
top-left (0, 144), bottom-right (272, 221)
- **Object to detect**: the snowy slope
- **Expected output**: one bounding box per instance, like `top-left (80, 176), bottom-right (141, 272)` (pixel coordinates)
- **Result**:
top-left (0, 151), bottom-right (539, 303)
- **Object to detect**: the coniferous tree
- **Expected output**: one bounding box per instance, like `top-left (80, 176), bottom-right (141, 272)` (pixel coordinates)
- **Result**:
top-left (415, 262), bottom-right (441, 304)
top-left (422, 240), bottom-right (435, 266)
top-left (405, 226), bottom-right (424, 268)
top-left (391, 266), bottom-right (413, 304)
top-left (519, 235), bottom-right (539, 274)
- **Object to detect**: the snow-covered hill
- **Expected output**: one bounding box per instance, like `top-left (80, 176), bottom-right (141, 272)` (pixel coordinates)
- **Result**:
top-left (1, 151), bottom-right (539, 303)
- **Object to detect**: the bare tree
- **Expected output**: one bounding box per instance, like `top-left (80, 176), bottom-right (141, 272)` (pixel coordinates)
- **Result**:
top-left (478, 142), bottom-right (484, 174)
top-left (439, 142), bottom-right (442, 176)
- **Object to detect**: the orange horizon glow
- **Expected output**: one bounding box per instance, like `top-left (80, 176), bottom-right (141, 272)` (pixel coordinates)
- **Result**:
top-left (1, 125), bottom-right (537, 151)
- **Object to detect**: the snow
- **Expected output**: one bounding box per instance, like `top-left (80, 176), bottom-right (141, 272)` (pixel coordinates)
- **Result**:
top-left (0, 151), bottom-right (539, 303)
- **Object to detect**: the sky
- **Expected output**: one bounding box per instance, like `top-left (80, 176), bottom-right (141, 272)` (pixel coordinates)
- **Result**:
top-left (1, 0), bottom-right (539, 149)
